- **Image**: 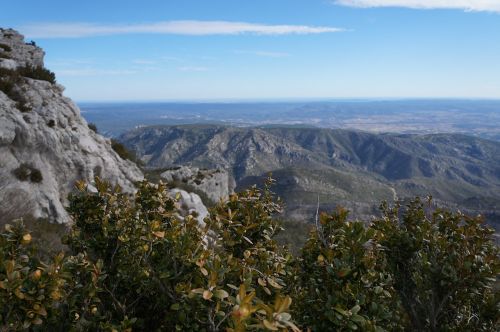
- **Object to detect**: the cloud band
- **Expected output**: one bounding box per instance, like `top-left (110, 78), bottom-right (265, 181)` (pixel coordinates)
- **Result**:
top-left (20, 20), bottom-right (344, 38)
top-left (335, 0), bottom-right (500, 12)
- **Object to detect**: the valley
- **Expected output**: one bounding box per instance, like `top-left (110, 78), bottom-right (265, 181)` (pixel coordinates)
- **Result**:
top-left (120, 125), bottom-right (500, 231)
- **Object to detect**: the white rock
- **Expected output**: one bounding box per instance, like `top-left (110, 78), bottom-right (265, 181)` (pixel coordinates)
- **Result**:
top-left (169, 188), bottom-right (209, 226)
top-left (0, 29), bottom-right (144, 224)
top-left (161, 166), bottom-right (234, 203)
top-left (0, 58), bottom-right (18, 70)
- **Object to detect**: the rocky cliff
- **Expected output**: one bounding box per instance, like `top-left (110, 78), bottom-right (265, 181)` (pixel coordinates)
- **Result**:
top-left (160, 166), bottom-right (234, 203)
top-left (0, 28), bottom-right (144, 224)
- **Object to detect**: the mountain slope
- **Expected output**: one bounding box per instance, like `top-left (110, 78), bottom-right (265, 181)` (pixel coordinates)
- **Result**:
top-left (0, 29), bottom-right (143, 224)
top-left (121, 125), bottom-right (500, 226)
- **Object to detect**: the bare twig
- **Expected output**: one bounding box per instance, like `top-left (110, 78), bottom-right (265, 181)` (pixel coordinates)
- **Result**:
top-left (215, 310), bottom-right (233, 330)
top-left (314, 195), bottom-right (327, 247)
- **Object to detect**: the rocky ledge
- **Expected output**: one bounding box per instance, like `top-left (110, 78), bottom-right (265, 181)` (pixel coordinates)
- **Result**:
top-left (160, 166), bottom-right (235, 204)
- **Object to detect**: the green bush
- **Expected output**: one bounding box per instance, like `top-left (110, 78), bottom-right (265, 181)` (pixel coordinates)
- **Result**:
top-left (12, 164), bottom-right (43, 183)
top-left (17, 66), bottom-right (56, 84)
top-left (0, 222), bottom-right (66, 330)
top-left (0, 68), bottom-right (22, 98)
top-left (0, 67), bottom-right (34, 112)
top-left (293, 208), bottom-right (404, 331)
top-left (88, 123), bottom-right (98, 133)
top-left (0, 179), bottom-right (498, 331)
top-left (111, 139), bottom-right (143, 166)
top-left (55, 178), bottom-right (296, 331)
top-left (111, 139), bottom-right (133, 160)
top-left (0, 43), bottom-right (12, 52)
top-left (373, 199), bottom-right (500, 331)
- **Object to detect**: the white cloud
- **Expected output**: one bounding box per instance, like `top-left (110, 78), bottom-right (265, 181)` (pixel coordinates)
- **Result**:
top-left (234, 50), bottom-right (291, 58)
top-left (335, 0), bottom-right (500, 12)
top-left (20, 20), bottom-right (344, 39)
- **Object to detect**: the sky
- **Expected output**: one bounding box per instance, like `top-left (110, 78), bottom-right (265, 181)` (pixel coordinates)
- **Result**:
top-left (1, 0), bottom-right (500, 101)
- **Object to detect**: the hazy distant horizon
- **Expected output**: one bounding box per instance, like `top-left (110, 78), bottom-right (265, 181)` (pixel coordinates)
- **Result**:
top-left (77, 97), bottom-right (500, 104)
top-left (79, 99), bottom-right (500, 142)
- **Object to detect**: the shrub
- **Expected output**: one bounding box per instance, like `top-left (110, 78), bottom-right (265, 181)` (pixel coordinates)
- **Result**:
top-left (373, 198), bottom-right (500, 331)
top-left (16, 102), bottom-right (31, 113)
top-left (87, 123), bottom-right (98, 133)
top-left (0, 67), bottom-right (21, 97)
top-left (29, 169), bottom-right (43, 183)
top-left (0, 43), bottom-right (12, 52)
top-left (274, 219), bottom-right (312, 256)
top-left (46, 119), bottom-right (55, 128)
top-left (0, 221), bottom-right (66, 329)
top-left (111, 139), bottom-right (143, 166)
top-left (17, 66), bottom-right (56, 84)
top-left (12, 164), bottom-right (43, 183)
top-left (293, 208), bottom-right (404, 331)
top-left (0, 68), bottom-right (32, 112)
top-left (12, 165), bottom-right (30, 181)
top-left (0, 181), bottom-right (498, 331)
top-left (58, 177), bottom-right (297, 330)
top-left (0, 66), bottom-right (57, 88)
top-left (110, 139), bottom-right (132, 160)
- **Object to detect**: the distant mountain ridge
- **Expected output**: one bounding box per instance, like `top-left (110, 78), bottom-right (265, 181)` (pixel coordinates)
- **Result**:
top-left (121, 125), bottom-right (500, 229)
top-left (80, 100), bottom-right (500, 141)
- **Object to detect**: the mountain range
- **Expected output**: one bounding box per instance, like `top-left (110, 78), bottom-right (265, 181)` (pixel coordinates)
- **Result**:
top-left (121, 125), bottom-right (500, 231)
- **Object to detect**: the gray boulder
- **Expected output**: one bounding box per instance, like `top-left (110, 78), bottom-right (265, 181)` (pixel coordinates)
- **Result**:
top-left (161, 166), bottom-right (234, 204)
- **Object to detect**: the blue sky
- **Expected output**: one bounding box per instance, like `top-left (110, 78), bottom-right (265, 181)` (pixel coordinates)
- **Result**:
top-left (2, 0), bottom-right (500, 101)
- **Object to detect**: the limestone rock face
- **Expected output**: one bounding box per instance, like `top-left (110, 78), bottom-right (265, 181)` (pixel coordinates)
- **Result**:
top-left (169, 188), bottom-right (209, 226)
top-left (0, 29), bottom-right (143, 224)
top-left (160, 166), bottom-right (234, 204)
top-left (0, 28), bottom-right (44, 69)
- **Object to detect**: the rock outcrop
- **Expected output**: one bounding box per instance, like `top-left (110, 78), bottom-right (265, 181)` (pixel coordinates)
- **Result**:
top-left (0, 29), bottom-right (44, 70)
top-left (0, 28), bottom-right (144, 224)
top-left (161, 166), bottom-right (234, 203)
top-left (169, 188), bottom-right (209, 226)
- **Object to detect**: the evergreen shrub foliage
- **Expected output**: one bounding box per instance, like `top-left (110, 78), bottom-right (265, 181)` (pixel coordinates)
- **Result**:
top-left (0, 178), bottom-right (498, 331)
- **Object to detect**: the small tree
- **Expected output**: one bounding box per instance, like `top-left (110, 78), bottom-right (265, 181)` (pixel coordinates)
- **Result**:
top-left (0, 221), bottom-right (66, 330)
top-left (294, 208), bottom-right (404, 331)
top-left (61, 178), bottom-right (209, 330)
top-left (193, 178), bottom-right (298, 331)
top-left (373, 198), bottom-right (500, 331)
top-left (62, 177), bottom-right (298, 331)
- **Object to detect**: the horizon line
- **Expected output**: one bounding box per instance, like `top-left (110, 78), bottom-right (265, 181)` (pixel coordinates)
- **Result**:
top-left (75, 97), bottom-right (500, 104)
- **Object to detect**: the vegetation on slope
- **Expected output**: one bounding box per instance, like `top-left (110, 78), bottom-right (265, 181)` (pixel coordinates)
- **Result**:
top-left (0, 66), bottom-right (56, 112)
top-left (120, 125), bottom-right (500, 229)
top-left (0, 178), bottom-right (498, 331)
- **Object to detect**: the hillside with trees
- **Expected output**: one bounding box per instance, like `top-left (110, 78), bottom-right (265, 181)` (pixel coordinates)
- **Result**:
top-left (121, 125), bottom-right (500, 232)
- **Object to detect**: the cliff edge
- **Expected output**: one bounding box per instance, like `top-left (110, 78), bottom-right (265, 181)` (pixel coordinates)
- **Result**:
top-left (0, 28), bottom-right (144, 224)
